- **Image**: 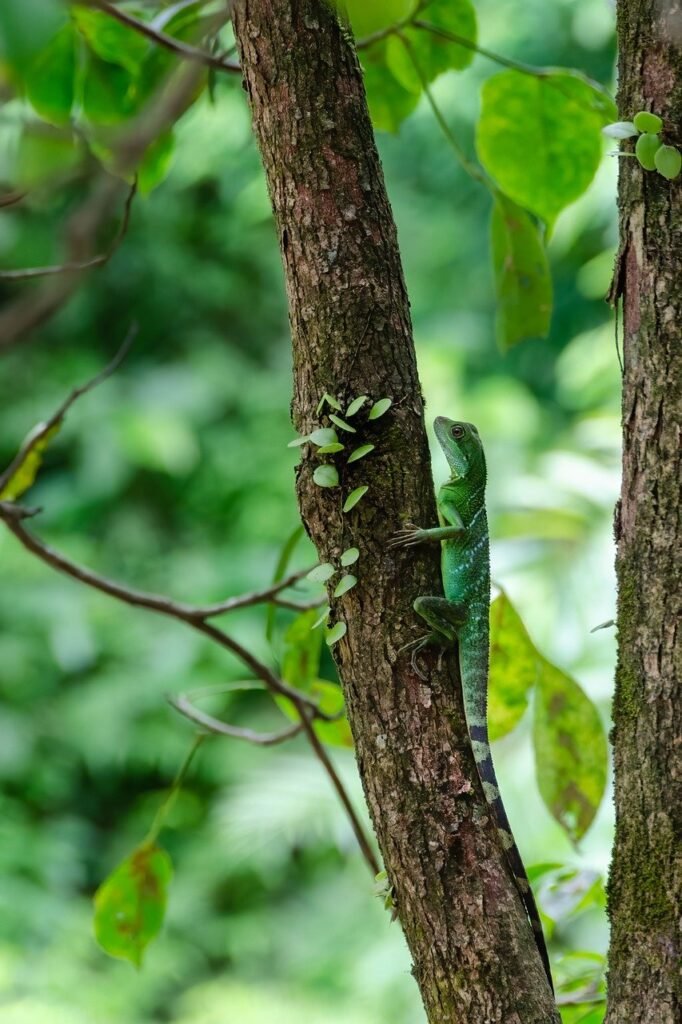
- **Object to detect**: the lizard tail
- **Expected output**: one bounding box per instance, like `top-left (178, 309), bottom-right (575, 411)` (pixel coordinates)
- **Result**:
top-left (461, 640), bottom-right (554, 991)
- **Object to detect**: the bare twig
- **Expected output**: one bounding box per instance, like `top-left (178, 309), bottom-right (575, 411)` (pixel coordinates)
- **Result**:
top-left (0, 325), bottom-right (137, 496)
top-left (0, 181), bottom-right (137, 281)
top-left (0, 191), bottom-right (26, 209)
top-left (85, 0), bottom-right (241, 74)
top-left (169, 692), bottom-right (305, 744)
top-left (195, 566), bottom-right (314, 616)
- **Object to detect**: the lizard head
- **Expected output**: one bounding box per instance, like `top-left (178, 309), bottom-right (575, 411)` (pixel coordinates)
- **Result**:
top-left (434, 417), bottom-right (485, 481)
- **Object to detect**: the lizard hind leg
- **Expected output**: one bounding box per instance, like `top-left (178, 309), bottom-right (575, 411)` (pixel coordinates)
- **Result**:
top-left (406, 596), bottom-right (466, 678)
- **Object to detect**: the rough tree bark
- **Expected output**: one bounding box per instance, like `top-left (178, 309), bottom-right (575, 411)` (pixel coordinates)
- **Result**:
top-left (232, 2), bottom-right (558, 1021)
top-left (606, 2), bottom-right (681, 1023)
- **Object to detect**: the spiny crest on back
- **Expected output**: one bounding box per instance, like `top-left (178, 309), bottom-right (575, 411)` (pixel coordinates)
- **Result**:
top-left (433, 417), bottom-right (486, 484)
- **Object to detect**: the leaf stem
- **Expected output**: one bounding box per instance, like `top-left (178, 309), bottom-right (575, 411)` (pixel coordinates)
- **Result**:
top-left (144, 734), bottom-right (205, 844)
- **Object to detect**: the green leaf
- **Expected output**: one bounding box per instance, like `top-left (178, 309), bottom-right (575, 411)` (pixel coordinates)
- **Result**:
top-left (488, 591), bottom-right (538, 741)
top-left (307, 563), bottom-right (335, 583)
top-left (601, 120), bottom-right (637, 140)
top-left (343, 0), bottom-right (413, 37)
top-left (72, 6), bottom-right (149, 75)
top-left (93, 842), bottom-right (172, 967)
top-left (633, 110), bottom-right (662, 134)
top-left (81, 50), bottom-right (139, 125)
top-left (265, 524), bottom-right (304, 643)
top-left (317, 443), bottom-right (345, 454)
top-left (328, 414), bottom-right (356, 433)
top-left (0, 0), bottom-right (65, 66)
top-left (312, 465), bottom-right (339, 488)
top-left (309, 427), bottom-right (339, 446)
top-left (316, 392), bottom-right (342, 413)
top-left (477, 70), bottom-right (611, 226)
top-left (361, 41), bottom-right (420, 133)
top-left (0, 422), bottom-right (61, 500)
top-left (340, 547), bottom-right (360, 566)
top-left (490, 192), bottom-right (552, 349)
top-left (386, 0), bottom-right (477, 93)
top-left (347, 444), bottom-right (375, 463)
top-left (333, 574), bottom-right (357, 598)
top-left (533, 658), bottom-right (607, 843)
top-left (368, 397), bottom-right (392, 420)
top-left (308, 680), bottom-right (353, 747)
top-left (137, 132), bottom-right (175, 193)
top-left (635, 132), bottom-right (661, 170)
top-left (15, 124), bottom-right (82, 189)
top-left (282, 609), bottom-right (323, 691)
top-left (25, 25), bottom-right (76, 125)
top-left (287, 435), bottom-right (309, 447)
top-left (345, 395), bottom-right (368, 416)
top-left (325, 621), bottom-right (347, 647)
top-left (343, 485), bottom-right (368, 512)
top-left (654, 144), bottom-right (681, 180)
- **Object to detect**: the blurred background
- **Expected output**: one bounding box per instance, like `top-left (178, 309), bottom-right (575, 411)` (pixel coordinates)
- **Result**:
top-left (0, 0), bottom-right (619, 1021)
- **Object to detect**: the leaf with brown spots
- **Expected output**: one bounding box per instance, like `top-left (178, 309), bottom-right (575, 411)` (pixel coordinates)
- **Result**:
top-left (93, 843), bottom-right (173, 966)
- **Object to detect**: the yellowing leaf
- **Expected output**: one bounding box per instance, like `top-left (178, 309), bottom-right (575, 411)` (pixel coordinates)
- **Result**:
top-left (533, 658), bottom-right (607, 843)
top-left (488, 591), bottom-right (538, 740)
top-left (0, 422), bottom-right (61, 500)
top-left (93, 843), bottom-right (172, 967)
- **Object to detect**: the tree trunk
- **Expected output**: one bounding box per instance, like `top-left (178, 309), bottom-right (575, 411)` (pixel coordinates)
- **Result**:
top-left (606, 2), bottom-right (681, 1021)
top-left (232, 2), bottom-right (557, 1021)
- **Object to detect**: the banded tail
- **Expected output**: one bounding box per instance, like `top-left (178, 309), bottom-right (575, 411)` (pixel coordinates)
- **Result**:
top-left (460, 626), bottom-right (554, 991)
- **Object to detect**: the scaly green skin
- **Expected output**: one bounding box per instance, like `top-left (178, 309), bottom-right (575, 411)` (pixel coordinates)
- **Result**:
top-left (392, 417), bottom-right (553, 990)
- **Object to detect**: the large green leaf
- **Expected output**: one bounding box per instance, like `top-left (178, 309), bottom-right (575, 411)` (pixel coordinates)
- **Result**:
top-left (533, 658), bottom-right (607, 843)
top-left (386, 0), bottom-right (477, 93)
top-left (477, 70), bottom-right (613, 225)
top-left (488, 591), bottom-right (538, 740)
top-left (25, 25), bottom-right (76, 125)
top-left (14, 124), bottom-right (82, 188)
top-left (490, 191), bottom-right (552, 348)
top-left (81, 50), bottom-right (140, 124)
top-left (93, 843), bottom-right (172, 967)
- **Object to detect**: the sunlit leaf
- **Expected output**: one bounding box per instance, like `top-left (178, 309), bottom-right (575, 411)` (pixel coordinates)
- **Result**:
top-left (488, 591), bottom-right (538, 740)
top-left (93, 842), bottom-right (172, 966)
top-left (281, 609), bottom-right (323, 691)
top-left (343, 0), bottom-right (412, 37)
top-left (490, 192), bottom-right (552, 348)
top-left (287, 435), bottom-right (308, 447)
top-left (312, 465), bottom-right (339, 488)
top-left (317, 443), bottom-right (345, 454)
top-left (308, 680), bottom-right (353, 747)
top-left (347, 444), bottom-right (374, 463)
top-left (477, 70), bottom-right (613, 225)
top-left (533, 658), bottom-right (607, 842)
top-left (311, 605), bottom-right (331, 628)
top-left (81, 49), bottom-right (139, 124)
top-left (15, 123), bottom-right (82, 188)
top-left (602, 120), bottom-right (637, 140)
top-left (343, 485), bottom-right (368, 512)
top-left (316, 392), bottom-right (342, 413)
top-left (0, 422), bottom-right (61, 501)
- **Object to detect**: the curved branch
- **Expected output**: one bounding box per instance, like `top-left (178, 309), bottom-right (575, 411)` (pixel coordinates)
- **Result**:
top-left (169, 692), bottom-right (305, 744)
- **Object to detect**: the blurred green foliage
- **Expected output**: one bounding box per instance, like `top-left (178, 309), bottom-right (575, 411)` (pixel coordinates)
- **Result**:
top-left (0, 0), bottom-right (619, 1020)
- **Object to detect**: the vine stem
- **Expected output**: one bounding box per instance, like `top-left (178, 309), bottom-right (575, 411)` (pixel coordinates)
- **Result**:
top-left (145, 734), bottom-right (206, 845)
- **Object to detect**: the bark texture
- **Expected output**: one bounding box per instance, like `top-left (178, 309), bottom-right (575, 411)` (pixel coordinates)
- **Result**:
top-left (606, 2), bottom-right (681, 1022)
top-left (232, 2), bottom-right (557, 1021)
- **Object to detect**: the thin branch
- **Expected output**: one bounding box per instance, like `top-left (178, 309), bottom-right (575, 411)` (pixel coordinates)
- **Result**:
top-left (169, 692), bottom-right (305, 744)
top-left (195, 566), bottom-right (314, 616)
top-left (0, 180), bottom-right (136, 281)
top-left (0, 191), bottom-right (26, 209)
top-left (85, 0), bottom-right (241, 74)
top-left (0, 325), bottom-right (137, 496)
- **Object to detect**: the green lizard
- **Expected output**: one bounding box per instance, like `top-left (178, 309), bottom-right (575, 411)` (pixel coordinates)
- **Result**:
top-left (390, 416), bottom-right (553, 990)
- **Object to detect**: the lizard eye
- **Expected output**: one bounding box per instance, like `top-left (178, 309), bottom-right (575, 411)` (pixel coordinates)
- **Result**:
top-left (451, 424), bottom-right (465, 440)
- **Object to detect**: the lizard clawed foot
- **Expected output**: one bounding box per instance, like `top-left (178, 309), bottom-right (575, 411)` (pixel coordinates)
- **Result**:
top-left (388, 523), bottom-right (424, 549)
